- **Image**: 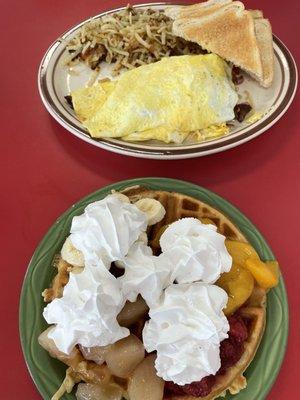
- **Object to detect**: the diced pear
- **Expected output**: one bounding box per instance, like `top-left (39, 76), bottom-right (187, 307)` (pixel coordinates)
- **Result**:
top-left (128, 354), bottom-right (164, 400)
top-left (79, 345), bottom-right (111, 365)
top-left (76, 382), bottom-right (123, 400)
top-left (76, 360), bottom-right (111, 385)
top-left (105, 335), bottom-right (145, 378)
top-left (38, 327), bottom-right (83, 368)
top-left (117, 296), bottom-right (149, 327)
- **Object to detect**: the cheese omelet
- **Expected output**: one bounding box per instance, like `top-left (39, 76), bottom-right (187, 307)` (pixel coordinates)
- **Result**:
top-left (71, 54), bottom-right (238, 143)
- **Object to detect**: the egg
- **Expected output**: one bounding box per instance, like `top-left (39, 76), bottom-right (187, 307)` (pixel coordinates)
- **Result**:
top-left (71, 54), bottom-right (238, 143)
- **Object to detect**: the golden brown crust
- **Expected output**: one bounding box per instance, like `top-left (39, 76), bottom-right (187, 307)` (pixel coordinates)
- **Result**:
top-left (171, 5), bottom-right (263, 81)
top-left (253, 17), bottom-right (274, 87)
top-left (167, 2), bottom-right (275, 87)
top-left (42, 256), bottom-right (70, 302)
top-left (165, 1), bottom-right (232, 20)
top-left (121, 186), bottom-right (246, 244)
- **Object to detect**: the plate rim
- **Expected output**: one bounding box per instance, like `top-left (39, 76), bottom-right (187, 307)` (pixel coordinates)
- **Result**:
top-left (37, 2), bottom-right (298, 160)
top-left (19, 177), bottom-right (289, 400)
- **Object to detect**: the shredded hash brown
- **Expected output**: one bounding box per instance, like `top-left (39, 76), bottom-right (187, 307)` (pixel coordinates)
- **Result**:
top-left (65, 5), bottom-right (205, 74)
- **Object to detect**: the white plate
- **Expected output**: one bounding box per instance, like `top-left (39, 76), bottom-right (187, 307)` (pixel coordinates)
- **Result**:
top-left (38, 2), bottom-right (298, 160)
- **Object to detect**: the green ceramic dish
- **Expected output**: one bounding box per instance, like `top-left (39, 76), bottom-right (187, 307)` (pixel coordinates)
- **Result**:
top-left (19, 178), bottom-right (288, 400)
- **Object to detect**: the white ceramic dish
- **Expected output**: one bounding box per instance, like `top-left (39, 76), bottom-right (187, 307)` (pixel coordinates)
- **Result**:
top-left (38, 2), bottom-right (298, 159)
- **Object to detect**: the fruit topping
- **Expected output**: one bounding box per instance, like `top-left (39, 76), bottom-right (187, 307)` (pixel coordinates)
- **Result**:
top-left (165, 312), bottom-right (249, 397)
top-left (225, 240), bottom-right (279, 290)
top-left (217, 263), bottom-right (254, 315)
top-left (105, 334), bottom-right (145, 378)
top-left (128, 354), bottom-right (164, 400)
top-left (244, 259), bottom-right (279, 289)
top-left (165, 376), bottom-right (216, 397)
top-left (38, 327), bottom-right (83, 368)
top-left (76, 382), bottom-right (123, 400)
top-left (219, 314), bottom-right (248, 372)
top-left (117, 296), bottom-right (149, 327)
top-left (225, 240), bottom-right (259, 265)
top-left (79, 345), bottom-right (111, 365)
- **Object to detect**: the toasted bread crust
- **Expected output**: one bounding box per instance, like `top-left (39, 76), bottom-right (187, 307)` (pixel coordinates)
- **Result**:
top-left (165, 0), bottom-right (232, 20)
top-left (166, 1), bottom-right (274, 87)
top-left (172, 6), bottom-right (263, 80)
top-left (253, 18), bottom-right (274, 87)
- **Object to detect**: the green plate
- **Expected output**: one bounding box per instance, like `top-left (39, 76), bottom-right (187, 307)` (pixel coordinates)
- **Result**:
top-left (19, 178), bottom-right (288, 400)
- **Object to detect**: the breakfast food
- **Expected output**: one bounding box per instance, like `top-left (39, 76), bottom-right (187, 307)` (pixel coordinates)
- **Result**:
top-left (39, 187), bottom-right (279, 400)
top-left (71, 54), bottom-right (238, 143)
top-left (64, 2), bottom-right (275, 145)
top-left (65, 6), bottom-right (205, 74)
top-left (165, 0), bottom-right (274, 87)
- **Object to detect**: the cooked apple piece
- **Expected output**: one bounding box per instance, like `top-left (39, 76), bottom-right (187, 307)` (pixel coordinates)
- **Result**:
top-left (79, 345), bottom-right (111, 365)
top-left (128, 354), bottom-right (164, 400)
top-left (117, 295), bottom-right (149, 327)
top-left (38, 327), bottom-right (83, 368)
top-left (76, 382), bottom-right (123, 400)
top-left (105, 334), bottom-right (145, 378)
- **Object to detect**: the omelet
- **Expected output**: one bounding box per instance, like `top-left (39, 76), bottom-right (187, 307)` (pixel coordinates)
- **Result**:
top-left (71, 54), bottom-right (238, 143)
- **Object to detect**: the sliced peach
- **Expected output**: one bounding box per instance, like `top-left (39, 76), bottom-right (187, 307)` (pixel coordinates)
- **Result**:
top-left (265, 261), bottom-right (280, 280)
top-left (244, 258), bottom-right (279, 289)
top-left (217, 263), bottom-right (254, 316)
top-left (225, 240), bottom-right (259, 265)
top-left (128, 354), bottom-right (164, 400)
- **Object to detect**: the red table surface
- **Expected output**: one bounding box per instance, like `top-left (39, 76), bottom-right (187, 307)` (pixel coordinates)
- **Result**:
top-left (1, 0), bottom-right (299, 398)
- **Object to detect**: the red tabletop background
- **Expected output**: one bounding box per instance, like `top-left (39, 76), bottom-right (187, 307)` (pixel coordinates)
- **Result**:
top-left (2, 0), bottom-right (299, 399)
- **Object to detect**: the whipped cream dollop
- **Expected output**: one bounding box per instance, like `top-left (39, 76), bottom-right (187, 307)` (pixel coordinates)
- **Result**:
top-left (43, 262), bottom-right (128, 354)
top-left (143, 283), bottom-right (229, 385)
top-left (160, 218), bottom-right (232, 284)
top-left (119, 241), bottom-right (171, 307)
top-left (43, 195), bottom-right (149, 354)
top-left (70, 195), bottom-right (147, 267)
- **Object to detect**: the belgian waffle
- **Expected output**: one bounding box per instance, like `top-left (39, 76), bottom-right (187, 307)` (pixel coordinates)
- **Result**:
top-left (122, 186), bottom-right (266, 399)
top-left (42, 186), bottom-right (266, 399)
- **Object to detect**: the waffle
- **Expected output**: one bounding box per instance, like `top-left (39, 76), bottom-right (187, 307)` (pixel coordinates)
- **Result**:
top-left (122, 186), bottom-right (247, 248)
top-left (122, 186), bottom-right (266, 399)
top-left (43, 186), bottom-right (266, 399)
top-left (42, 257), bottom-right (70, 302)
